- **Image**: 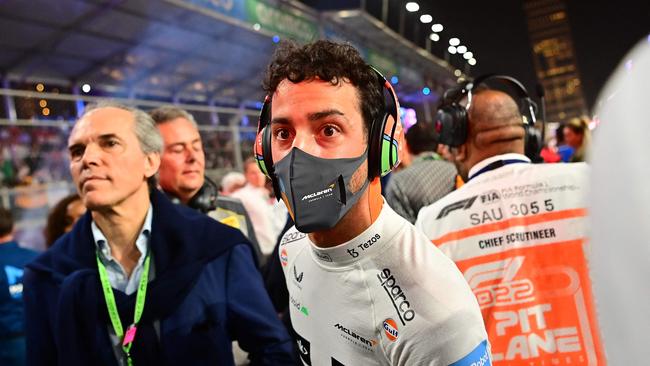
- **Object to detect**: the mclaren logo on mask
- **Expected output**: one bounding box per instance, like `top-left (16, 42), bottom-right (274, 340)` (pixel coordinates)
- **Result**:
top-left (301, 183), bottom-right (336, 202)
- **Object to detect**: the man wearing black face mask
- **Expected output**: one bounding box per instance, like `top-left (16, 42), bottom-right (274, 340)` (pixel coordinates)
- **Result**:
top-left (150, 106), bottom-right (264, 265)
top-left (256, 40), bottom-right (490, 365)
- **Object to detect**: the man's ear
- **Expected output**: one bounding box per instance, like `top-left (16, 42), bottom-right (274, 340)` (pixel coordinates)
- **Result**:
top-left (452, 143), bottom-right (468, 163)
top-left (144, 152), bottom-right (161, 179)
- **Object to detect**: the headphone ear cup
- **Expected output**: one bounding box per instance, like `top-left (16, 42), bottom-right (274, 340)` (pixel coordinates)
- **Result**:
top-left (254, 128), bottom-right (270, 177)
top-left (187, 177), bottom-right (219, 213)
top-left (434, 105), bottom-right (468, 147)
top-left (524, 124), bottom-right (543, 163)
top-left (379, 113), bottom-right (403, 176)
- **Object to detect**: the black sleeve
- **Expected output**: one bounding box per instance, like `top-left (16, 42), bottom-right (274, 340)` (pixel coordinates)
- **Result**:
top-left (261, 215), bottom-right (293, 313)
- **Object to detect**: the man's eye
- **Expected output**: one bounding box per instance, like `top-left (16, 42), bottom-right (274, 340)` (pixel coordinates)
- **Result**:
top-left (322, 125), bottom-right (339, 137)
top-left (275, 129), bottom-right (290, 140)
top-left (102, 139), bottom-right (119, 148)
top-left (69, 147), bottom-right (84, 160)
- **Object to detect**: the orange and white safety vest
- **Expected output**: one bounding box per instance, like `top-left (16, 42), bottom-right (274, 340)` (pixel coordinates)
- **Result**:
top-left (416, 153), bottom-right (605, 365)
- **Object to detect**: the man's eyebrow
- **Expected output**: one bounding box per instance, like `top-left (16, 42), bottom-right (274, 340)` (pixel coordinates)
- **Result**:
top-left (68, 133), bottom-right (121, 150)
top-left (97, 133), bottom-right (121, 141)
top-left (270, 117), bottom-right (290, 125)
top-left (67, 142), bottom-right (83, 152)
top-left (167, 138), bottom-right (201, 148)
top-left (270, 109), bottom-right (348, 125)
top-left (307, 109), bottom-right (345, 121)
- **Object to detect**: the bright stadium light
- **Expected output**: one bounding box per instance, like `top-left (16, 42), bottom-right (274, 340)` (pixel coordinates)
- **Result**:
top-left (429, 33), bottom-right (440, 42)
top-left (457, 45), bottom-right (467, 54)
top-left (449, 37), bottom-right (460, 46)
top-left (420, 14), bottom-right (432, 23)
top-left (431, 23), bottom-right (443, 32)
top-left (463, 51), bottom-right (473, 60)
top-left (405, 2), bottom-right (419, 12)
top-left (454, 69), bottom-right (462, 77)
top-left (469, 58), bottom-right (477, 65)
top-left (81, 84), bottom-right (91, 93)
top-left (448, 46), bottom-right (457, 54)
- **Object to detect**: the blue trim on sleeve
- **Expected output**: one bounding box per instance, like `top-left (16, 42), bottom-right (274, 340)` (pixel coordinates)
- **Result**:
top-left (449, 340), bottom-right (491, 366)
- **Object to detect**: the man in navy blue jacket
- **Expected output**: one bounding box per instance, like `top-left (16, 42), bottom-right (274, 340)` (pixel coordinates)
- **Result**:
top-left (23, 102), bottom-right (293, 365)
top-left (0, 206), bottom-right (38, 365)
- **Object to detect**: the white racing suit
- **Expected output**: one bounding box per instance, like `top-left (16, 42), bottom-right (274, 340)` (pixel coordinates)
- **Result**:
top-left (280, 200), bottom-right (490, 366)
top-left (416, 153), bottom-right (605, 365)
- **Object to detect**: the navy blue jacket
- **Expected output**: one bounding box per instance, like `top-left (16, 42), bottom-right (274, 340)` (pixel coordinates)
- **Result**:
top-left (0, 240), bottom-right (38, 366)
top-left (0, 241), bottom-right (38, 338)
top-left (23, 190), bottom-right (294, 366)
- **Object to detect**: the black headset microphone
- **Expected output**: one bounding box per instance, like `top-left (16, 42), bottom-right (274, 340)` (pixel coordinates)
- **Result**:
top-left (186, 176), bottom-right (220, 213)
top-left (164, 176), bottom-right (220, 213)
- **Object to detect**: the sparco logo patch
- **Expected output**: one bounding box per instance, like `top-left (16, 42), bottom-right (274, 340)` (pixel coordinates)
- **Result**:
top-left (377, 268), bottom-right (415, 325)
top-left (436, 196), bottom-right (478, 219)
top-left (383, 319), bottom-right (399, 342)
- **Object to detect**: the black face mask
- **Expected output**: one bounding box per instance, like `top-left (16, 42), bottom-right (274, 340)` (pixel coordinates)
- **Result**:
top-left (273, 147), bottom-right (369, 233)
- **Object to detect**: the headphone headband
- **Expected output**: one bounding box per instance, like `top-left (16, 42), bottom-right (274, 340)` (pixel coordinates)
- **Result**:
top-left (435, 74), bottom-right (539, 148)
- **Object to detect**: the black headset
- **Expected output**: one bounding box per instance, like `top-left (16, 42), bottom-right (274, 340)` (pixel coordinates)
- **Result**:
top-left (434, 74), bottom-right (541, 157)
top-left (254, 67), bottom-right (404, 198)
top-left (187, 176), bottom-right (219, 213)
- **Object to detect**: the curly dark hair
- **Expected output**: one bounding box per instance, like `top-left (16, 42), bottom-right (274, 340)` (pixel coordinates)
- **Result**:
top-left (262, 40), bottom-right (384, 137)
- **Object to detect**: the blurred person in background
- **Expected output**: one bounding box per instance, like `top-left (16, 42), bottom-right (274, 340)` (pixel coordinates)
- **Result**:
top-left (259, 39), bottom-right (489, 365)
top-left (385, 121), bottom-right (457, 223)
top-left (563, 116), bottom-right (591, 162)
top-left (220, 171), bottom-right (246, 196)
top-left (150, 106), bottom-right (263, 264)
top-left (539, 139), bottom-right (561, 163)
top-left (0, 206), bottom-right (38, 366)
top-left (416, 81), bottom-right (604, 365)
top-left (44, 193), bottom-right (86, 248)
top-left (231, 157), bottom-right (285, 258)
top-left (554, 125), bottom-right (574, 162)
top-left (589, 38), bottom-right (650, 365)
top-left (23, 102), bottom-right (293, 366)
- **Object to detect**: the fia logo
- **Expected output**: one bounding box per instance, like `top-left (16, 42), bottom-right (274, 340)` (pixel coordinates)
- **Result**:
top-left (480, 190), bottom-right (501, 205)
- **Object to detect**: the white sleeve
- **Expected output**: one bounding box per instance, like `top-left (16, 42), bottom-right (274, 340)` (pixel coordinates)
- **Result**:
top-left (376, 229), bottom-right (491, 366)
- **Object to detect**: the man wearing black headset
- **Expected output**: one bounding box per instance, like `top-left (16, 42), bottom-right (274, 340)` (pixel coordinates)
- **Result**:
top-left (150, 106), bottom-right (264, 265)
top-left (257, 40), bottom-right (489, 366)
top-left (416, 82), bottom-right (605, 365)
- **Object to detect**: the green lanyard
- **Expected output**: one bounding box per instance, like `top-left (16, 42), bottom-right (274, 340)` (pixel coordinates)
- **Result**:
top-left (96, 252), bottom-right (151, 366)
